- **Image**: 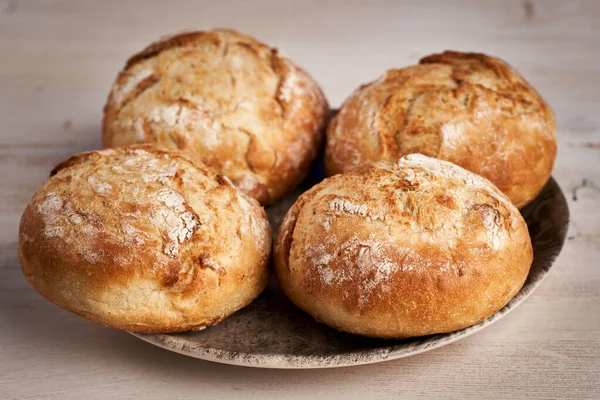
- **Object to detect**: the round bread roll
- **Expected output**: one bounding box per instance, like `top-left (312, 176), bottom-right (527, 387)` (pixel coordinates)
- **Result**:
top-left (18, 145), bottom-right (271, 333)
top-left (103, 29), bottom-right (329, 205)
top-left (325, 51), bottom-right (556, 208)
top-left (274, 154), bottom-right (533, 338)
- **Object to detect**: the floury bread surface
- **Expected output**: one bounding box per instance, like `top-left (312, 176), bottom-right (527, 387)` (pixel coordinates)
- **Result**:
top-left (103, 29), bottom-right (329, 205)
top-left (19, 145), bottom-right (271, 333)
top-left (325, 51), bottom-right (556, 208)
top-left (274, 154), bottom-right (533, 338)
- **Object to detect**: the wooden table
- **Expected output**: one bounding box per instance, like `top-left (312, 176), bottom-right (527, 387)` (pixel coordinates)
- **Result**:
top-left (1, 1), bottom-right (599, 398)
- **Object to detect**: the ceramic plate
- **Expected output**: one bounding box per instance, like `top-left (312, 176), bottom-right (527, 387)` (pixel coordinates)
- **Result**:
top-left (131, 169), bottom-right (569, 368)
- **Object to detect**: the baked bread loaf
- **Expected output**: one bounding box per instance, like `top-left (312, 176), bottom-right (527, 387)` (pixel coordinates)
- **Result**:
top-left (325, 51), bottom-right (556, 208)
top-left (103, 29), bottom-right (329, 205)
top-left (274, 154), bottom-right (532, 338)
top-left (19, 145), bottom-right (271, 333)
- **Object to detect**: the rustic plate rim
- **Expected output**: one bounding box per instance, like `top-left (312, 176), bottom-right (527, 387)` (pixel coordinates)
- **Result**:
top-left (130, 176), bottom-right (569, 369)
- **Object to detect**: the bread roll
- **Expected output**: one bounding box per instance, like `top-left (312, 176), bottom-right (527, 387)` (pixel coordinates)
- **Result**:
top-left (19, 145), bottom-right (271, 333)
top-left (103, 29), bottom-right (329, 205)
top-left (274, 154), bottom-right (532, 338)
top-left (325, 51), bottom-right (556, 208)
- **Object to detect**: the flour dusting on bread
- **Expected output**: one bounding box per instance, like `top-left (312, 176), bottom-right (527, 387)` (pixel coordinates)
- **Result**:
top-left (397, 153), bottom-right (511, 206)
top-left (329, 198), bottom-right (367, 217)
top-left (112, 67), bottom-right (154, 106)
top-left (155, 189), bottom-right (199, 257)
top-left (38, 192), bottom-right (65, 238)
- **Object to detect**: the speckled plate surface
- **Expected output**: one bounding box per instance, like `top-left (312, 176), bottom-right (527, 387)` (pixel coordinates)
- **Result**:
top-left (131, 170), bottom-right (569, 369)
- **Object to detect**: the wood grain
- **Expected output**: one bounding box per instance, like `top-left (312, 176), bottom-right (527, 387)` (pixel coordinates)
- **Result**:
top-left (1, 0), bottom-right (599, 399)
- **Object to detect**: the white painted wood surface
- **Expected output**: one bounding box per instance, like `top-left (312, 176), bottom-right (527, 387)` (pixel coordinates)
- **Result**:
top-left (1, 1), bottom-right (599, 398)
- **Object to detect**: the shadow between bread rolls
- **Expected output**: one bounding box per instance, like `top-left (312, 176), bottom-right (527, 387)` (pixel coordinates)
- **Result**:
top-left (274, 154), bottom-right (533, 339)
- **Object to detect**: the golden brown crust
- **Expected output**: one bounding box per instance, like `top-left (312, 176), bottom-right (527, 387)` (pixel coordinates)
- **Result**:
top-left (103, 29), bottom-right (329, 205)
top-left (325, 50), bottom-right (556, 208)
top-left (275, 154), bottom-right (533, 338)
top-left (19, 145), bottom-right (271, 333)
